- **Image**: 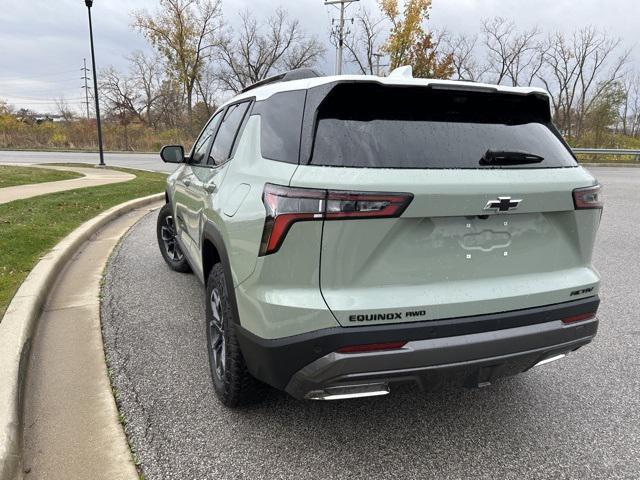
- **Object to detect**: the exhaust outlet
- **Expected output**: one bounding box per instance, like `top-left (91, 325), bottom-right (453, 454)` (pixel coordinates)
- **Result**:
top-left (534, 353), bottom-right (566, 367)
top-left (305, 383), bottom-right (390, 401)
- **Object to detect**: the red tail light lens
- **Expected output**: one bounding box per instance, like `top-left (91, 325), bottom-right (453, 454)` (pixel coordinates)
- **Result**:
top-left (337, 341), bottom-right (407, 353)
top-left (259, 183), bottom-right (413, 255)
top-left (573, 184), bottom-right (603, 209)
top-left (561, 312), bottom-right (596, 324)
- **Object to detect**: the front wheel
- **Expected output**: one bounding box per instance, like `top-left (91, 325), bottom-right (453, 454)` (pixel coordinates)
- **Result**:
top-left (206, 263), bottom-right (267, 407)
top-left (156, 203), bottom-right (191, 273)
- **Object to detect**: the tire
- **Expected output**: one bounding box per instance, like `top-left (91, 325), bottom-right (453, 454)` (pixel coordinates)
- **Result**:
top-left (156, 203), bottom-right (191, 273)
top-left (206, 263), bottom-right (267, 407)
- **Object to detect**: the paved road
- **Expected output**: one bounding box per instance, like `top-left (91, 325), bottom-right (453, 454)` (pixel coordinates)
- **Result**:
top-left (101, 167), bottom-right (640, 480)
top-left (0, 150), bottom-right (177, 173)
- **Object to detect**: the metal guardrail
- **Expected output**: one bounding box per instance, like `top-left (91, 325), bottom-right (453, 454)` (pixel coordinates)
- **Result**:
top-left (572, 148), bottom-right (640, 162)
top-left (572, 148), bottom-right (640, 155)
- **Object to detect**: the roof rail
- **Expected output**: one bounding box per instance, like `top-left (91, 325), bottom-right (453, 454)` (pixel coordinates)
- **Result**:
top-left (240, 68), bottom-right (323, 93)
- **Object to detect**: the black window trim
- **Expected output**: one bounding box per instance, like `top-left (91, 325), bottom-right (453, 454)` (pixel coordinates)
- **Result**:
top-left (189, 97), bottom-right (255, 170)
top-left (227, 99), bottom-right (253, 161)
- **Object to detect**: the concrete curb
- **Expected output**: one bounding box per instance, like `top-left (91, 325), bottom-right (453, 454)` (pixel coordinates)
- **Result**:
top-left (0, 192), bottom-right (164, 480)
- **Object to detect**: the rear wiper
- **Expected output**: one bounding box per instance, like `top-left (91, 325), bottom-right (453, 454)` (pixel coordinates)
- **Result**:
top-left (480, 150), bottom-right (544, 166)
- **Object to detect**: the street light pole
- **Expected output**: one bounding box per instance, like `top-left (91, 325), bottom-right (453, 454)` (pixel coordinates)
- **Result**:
top-left (85, 0), bottom-right (105, 166)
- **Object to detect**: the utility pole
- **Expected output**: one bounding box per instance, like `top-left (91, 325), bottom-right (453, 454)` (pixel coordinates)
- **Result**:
top-left (372, 52), bottom-right (388, 76)
top-left (325, 0), bottom-right (359, 75)
top-left (81, 58), bottom-right (91, 120)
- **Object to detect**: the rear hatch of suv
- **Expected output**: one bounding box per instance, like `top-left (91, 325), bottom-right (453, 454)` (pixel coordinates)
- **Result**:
top-left (289, 82), bottom-right (601, 326)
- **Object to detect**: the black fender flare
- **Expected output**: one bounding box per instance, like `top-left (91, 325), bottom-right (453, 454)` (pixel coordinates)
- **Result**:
top-left (201, 221), bottom-right (242, 327)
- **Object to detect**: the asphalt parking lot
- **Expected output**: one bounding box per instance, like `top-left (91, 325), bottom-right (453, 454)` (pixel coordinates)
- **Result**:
top-left (101, 167), bottom-right (640, 480)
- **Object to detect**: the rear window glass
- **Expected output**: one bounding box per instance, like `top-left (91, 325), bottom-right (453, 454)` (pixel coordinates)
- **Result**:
top-left (310, 84), bottom-right (576, 169)
top-left (252, 90), bottom-right (306, 164)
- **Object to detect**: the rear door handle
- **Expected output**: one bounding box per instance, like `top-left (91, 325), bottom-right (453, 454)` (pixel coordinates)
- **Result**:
top-left (183, 178), bottom-right (191, 187)
top-left (204, 182), bottom-right (216, 194)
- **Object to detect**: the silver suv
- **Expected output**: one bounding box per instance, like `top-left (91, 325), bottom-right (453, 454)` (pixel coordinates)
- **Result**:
top-left (157, 68), bottom-right (602, 407)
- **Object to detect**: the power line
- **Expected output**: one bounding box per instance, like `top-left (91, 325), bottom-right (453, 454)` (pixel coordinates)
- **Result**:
top-left (325, 0), bottom-right (359, 75)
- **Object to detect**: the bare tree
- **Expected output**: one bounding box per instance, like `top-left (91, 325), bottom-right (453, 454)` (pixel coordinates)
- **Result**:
top-left (55, 97), bottom-right (75, 122)
top-left (481, 17), bottom-right (543, 86)
top-left (155, 77), bottom-right (187, 129)
top-left (216, 8), bottom-right (325, 93)
top-left (627, 73), bottom-right (640, 137)
top-left (538, 27), bottom-right (629, 138)
top-left (573, 28), bottom-right (629, 137)
top-left (537, 32), bottom-right (575, 133)
top-left (99, 67), bottom-right (144, 124)
top-left (445, 33), bottom-right (488, 82)
top-left (128, 51), bottom-right (163, 127)
top-left (133, 0), bottom-right (223, 121)
top-left (195, 64), bottom-right (219, 116)
top-left (343, 8), bottom-right (386, 75)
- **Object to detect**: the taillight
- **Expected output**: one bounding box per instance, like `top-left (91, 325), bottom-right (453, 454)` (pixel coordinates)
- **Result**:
top-left (337, 341), bottom-right (407, 353)
top-left (259, 183), bottom-right (413, 256)
top-left (561, 312), bottom-right (596, 324)
top-left (573, 184), bottom-right (603, 209)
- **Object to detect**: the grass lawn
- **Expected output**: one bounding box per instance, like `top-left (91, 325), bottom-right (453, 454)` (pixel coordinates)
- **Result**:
top-left (574, 154), bottom-right (640, 164)
top-left (0, 165), bottom-right (83, 188)
top-left (0, 165), bottom-right (167, 318)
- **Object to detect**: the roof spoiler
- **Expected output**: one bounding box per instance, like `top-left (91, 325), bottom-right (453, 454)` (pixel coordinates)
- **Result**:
top-left (241, 68), bottom-right (323, 93)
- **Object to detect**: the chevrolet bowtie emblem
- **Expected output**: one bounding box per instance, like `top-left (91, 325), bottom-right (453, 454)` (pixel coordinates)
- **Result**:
top-left (484, 196), bottom-right (522, 213)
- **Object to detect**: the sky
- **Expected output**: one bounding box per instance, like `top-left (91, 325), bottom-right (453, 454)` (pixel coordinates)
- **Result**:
top-left (0, 0), bottom-right (637, 114)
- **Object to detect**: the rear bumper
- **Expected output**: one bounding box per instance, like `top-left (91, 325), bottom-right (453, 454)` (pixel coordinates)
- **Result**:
top-left (286, 318), bottom-right (597, 399)
top-left (235, 296), bottom-right (599, 399)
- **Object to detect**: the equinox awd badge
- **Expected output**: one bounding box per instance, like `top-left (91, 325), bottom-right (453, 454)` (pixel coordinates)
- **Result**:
top-left (484, 196), bottom-right (522, 213)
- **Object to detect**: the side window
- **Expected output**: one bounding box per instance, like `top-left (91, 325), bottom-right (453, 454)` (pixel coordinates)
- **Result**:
top-left (252, 90), bottom-right (306, 164)
top-left (190, 111), bottom-right (223, 165)
top-left (209, 101), bottom-right (251, 166)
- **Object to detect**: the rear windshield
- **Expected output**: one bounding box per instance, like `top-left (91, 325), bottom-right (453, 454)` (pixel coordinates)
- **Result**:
top-left (310, 83), bottom-right (576, 169)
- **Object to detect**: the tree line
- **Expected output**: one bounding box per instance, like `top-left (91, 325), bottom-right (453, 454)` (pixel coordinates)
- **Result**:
top-left (345, 4), bottom-right (639, 145)
top-left (1, 0), bottom-right (638, 153)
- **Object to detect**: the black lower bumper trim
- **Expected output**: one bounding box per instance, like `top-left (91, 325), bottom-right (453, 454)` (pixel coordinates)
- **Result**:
top-left (236, 296), bottom-right (599, 390)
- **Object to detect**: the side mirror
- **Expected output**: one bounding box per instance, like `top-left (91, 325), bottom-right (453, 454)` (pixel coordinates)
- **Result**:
top-left (160, 145), bottom-right (185, 164)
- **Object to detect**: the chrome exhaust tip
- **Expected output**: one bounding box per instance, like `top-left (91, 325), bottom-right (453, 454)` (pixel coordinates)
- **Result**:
top-left (534, 353), bottom-right (566, 367)
top-left (305, 383), bottom-right (390, 401)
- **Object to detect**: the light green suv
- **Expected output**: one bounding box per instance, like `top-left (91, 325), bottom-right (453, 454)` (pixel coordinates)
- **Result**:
top-left (157, 68), bottom-right (602, 407)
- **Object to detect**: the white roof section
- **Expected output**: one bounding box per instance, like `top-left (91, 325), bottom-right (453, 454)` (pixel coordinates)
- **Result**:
top-left (223, 73), bottom-right (550, 107)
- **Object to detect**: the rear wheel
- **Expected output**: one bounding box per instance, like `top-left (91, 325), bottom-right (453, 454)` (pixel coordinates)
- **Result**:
top-left (206, 263), bottom-right (267, 407)
top-left (156, 203), bottom-right (190, 273)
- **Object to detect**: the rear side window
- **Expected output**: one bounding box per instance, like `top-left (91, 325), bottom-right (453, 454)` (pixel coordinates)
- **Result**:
top-left (310, 84), bottom-right (576, 169)
top-left (252, 90), bottom-right (306, 164)
top-left (209, 101), bottom-right (251, 166)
